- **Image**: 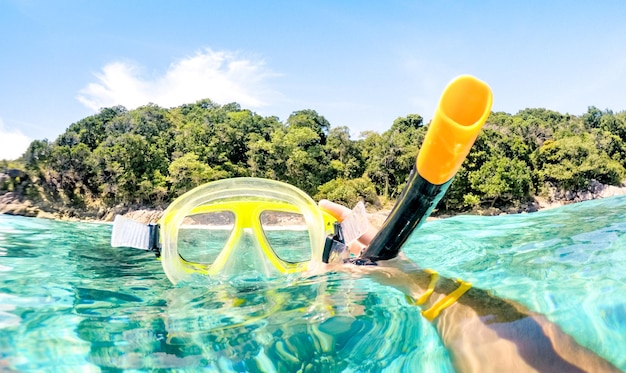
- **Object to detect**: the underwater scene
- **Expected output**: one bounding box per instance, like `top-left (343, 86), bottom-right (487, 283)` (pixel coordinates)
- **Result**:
top-left (1, 195), bottom-right (625, 372)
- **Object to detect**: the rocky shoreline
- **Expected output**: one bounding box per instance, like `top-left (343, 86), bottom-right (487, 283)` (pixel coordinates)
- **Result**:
top-left (1, 179), bottom-right (626, 226)
top-left (0, 191), bottom-right (161, 223)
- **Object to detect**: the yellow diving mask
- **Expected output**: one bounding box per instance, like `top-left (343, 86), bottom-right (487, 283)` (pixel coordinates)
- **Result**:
top-left (111, 177), bottom-right (367, 284)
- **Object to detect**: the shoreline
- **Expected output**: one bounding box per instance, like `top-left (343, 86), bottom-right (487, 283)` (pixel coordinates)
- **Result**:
top-left (2, 180), bottom-right (626, 226)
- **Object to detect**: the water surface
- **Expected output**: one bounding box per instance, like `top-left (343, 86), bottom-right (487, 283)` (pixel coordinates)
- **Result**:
top-left (1, 196), bottom-right (625, 371)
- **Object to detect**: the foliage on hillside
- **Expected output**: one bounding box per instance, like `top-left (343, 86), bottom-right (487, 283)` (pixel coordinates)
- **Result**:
top-left (2, 99), bottom-right (626, 215)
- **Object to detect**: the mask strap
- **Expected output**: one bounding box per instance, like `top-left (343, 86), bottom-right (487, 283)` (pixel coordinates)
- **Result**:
top-left (111, 215), bottom-right (161, 257)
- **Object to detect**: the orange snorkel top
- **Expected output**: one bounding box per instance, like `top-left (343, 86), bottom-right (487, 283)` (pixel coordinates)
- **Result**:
top-left (417, 75), bottom-right (493, 184)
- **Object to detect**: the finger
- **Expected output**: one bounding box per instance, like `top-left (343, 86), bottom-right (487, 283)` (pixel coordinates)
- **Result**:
top-left (318, 199), bottom-right (352, 221)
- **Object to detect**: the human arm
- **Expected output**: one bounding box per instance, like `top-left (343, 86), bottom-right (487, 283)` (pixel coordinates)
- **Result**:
top-left (319, 200), bottom-right (621, 373)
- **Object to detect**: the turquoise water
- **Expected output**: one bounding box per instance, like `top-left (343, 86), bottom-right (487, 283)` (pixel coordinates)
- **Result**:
top-left (1, 196), bottom-right (625, 372)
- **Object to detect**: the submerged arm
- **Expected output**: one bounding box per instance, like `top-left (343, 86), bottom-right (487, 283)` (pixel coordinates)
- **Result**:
top-left (319, 200), bottom-right (621, 373)
top-left (381, 256), bottom-right (620, 373)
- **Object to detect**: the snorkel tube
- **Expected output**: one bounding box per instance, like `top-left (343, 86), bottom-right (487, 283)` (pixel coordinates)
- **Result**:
top-left (358, 75), bottom-right (493, 262)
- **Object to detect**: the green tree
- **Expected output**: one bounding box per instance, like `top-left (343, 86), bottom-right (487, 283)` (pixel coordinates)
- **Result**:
top-left (167, 152), bottom-right (228, 197)
top-left (440, 123), bottom-right (535, 211)
top-left (170, 108), bottom-right (215, 163)
top-left (11, 93), bottom-right (626, 217)
top-left (247, 119), bottom-right (330, 195)
top-left (66, 106), bottom-right (126, 150)
top-left (362, 114), bottom-right (426, 199)
top-left (582, 106), bottom-right (603, 129)
top-left (286, 109), bottom-right (331, 145)
top-left (361, 131), bottom-right (395, 198)
top-left (533, 135), bottom-right (625, 190)
top-left (315, 177), bottom-right (381, 208)
top-left (23, 139), bottom-right (52, 172)
top-left (92, 133), bottom-right (167, 204)
top-left (282, 126), bottom-right (328, 194)
top-left (469, 157), bottom-right (533, 207)
top-left (324, 126), bottom-right (365, 180)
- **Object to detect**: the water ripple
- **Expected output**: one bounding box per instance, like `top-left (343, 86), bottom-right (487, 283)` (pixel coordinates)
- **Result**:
top-left (1, 196), bottom-right (625, 371)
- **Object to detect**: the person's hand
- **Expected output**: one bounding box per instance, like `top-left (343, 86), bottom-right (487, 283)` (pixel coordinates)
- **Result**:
top-left (318, 199), bottom-right (379, 255)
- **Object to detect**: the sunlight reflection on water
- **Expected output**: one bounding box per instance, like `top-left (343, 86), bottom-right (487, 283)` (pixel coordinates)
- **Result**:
top-left (0, 195), bottom-right (625, 371)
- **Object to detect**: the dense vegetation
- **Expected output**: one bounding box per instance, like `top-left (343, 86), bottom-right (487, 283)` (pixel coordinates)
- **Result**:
top-left (2, 99), bottom-right (626, 216)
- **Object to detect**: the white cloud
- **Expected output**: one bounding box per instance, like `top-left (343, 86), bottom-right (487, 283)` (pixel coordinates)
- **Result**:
top-left (0, 118), bottom-right (32, 160)
top-left (77, 48), bottom-right (279, 111)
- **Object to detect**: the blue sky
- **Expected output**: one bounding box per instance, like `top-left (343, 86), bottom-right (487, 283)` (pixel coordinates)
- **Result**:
top-left (1, 0), bottom-right (626, 160)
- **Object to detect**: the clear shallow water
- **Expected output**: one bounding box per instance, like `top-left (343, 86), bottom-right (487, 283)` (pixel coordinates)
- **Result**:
top-left (0, 196), bottom-right (625, 372)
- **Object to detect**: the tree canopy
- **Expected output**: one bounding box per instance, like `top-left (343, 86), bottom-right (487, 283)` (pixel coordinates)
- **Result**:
top-left (3, 101), bottom-right (626, 215)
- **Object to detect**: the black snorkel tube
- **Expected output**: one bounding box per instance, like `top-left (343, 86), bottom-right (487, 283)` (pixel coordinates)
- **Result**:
top-left (355, 75), bottom-right (493, 263)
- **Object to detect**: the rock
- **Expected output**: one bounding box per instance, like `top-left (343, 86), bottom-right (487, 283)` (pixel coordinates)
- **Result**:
top-left (539, 179), bottom-right (626, 208)
top-left (6, 169), bottom-right (26, 179)
top-left (0, 193), bottom-right (38, 217)
top-left (121, 209), bottom-right (164, 224)
top-left (597, 183), bottom-right (626, 198)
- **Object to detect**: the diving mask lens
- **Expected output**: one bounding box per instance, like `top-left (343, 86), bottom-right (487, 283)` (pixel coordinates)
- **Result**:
top-left (176, 210), bottom-right (235, 265)
top-left (175, 202), bottom-right (315, 275)
top-left (260, 210), bottom-right (312, 263)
